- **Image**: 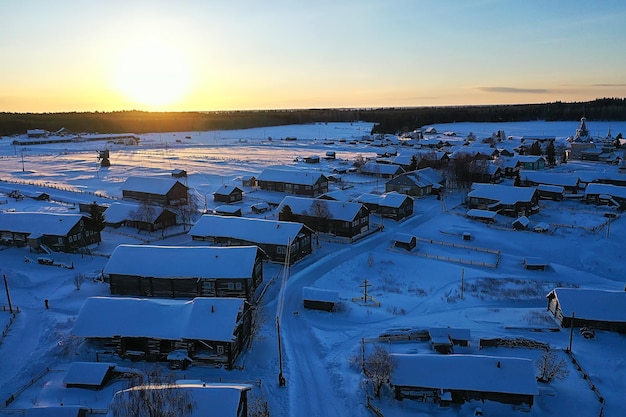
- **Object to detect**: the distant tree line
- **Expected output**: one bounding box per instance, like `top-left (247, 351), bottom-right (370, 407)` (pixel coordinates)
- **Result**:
top-left (1, 98), bottom-right (626, 136)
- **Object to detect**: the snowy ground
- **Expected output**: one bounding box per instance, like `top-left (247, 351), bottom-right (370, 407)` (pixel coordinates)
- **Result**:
top-left (0, 120), bottom-right (625, 417)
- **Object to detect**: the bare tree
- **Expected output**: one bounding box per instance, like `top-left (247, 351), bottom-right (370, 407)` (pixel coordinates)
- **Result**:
top-left (110, 367), bottom-right (194, 417)
top-left (364, 345), bottom-right (396, 398)
top-left (178, 191), bottom-right (200, 232)
top-left (130, 201), bottom-right (157, 231)
top-left (536, 349), bottom-right (569, 383)
top-left (309, 200), bottom-right (333, 233)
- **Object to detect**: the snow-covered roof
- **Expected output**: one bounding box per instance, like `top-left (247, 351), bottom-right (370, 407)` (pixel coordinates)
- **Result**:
top-left (538, 184), bottom-right (565, 194)
top-left (72, 297), bottom-right (246, 342)
top-left (188, 215), bottom-right (310, 245)
top-left (63, 362), bottom-right (115, 387)
top-left (548, 288), bottom-right (626, 322)
top-left (302, 287), bottom-right (339, 303)
top-left (319, 190), bottom-right (354, 201)
top-left (257, 167), bottom-right (326, 185)
top-left (122, 176), bottom-right (186, 194)
top-left (213, 184), bottom-right (242, 196)
top-left (360, 162), bottom-right (404, 176)
top-left (466, 209), bottom-right (497, 220)
top-left (390, 354), bottom-right (538, 396)
top-left (468, 184), bottom-right (537, 205)
top-left (517, 155), bottom-right (546, 163)
top-left (0, 212), bottom-right (84, 235)
top-left (357, 192), bottom-right (411, 208)
top-left (514, 216), bottom-right (530, 227)
top-left (277, 196), bottom-right (365, 222)
top-left (109, 382), bottom-right (251, 417)
top-left (104, 202), bottom-right (171, 223)
top-left (586, 183), bottom-right (626, 199)
top-left (25, 406), bottom-right (86, 417)
top-left (519, 170), bottom-right (579, 187)
top-left (394, 233), bottom-right (415, 244)
top-left (104, 245), bottom-right (259, 278)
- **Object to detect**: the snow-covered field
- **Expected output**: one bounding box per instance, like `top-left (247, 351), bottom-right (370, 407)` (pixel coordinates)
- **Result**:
top-left (0, 120), bottom-right (625, 417)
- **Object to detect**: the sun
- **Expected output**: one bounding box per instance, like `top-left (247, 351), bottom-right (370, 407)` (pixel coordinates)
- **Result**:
top-left (111, 38), bottom-right (193, 109)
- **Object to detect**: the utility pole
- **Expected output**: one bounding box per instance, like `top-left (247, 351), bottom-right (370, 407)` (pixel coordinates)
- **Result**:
top-left (360, 279), bottom-right (372, 303)
top-left (461, 268), bottom-right (465, 300)
top-left (3, 274), bottom-right (13, 314)
top-left (568, 312), bottom-right (575, 352)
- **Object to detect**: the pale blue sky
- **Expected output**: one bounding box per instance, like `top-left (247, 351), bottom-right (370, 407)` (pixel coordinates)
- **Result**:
top-left (1, 0), bottom-right (625, 112)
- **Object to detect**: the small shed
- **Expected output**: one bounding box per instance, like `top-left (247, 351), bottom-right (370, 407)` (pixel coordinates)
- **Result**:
top-left (214, 205), bottom-right (242, 217)
top-left (302, 287), bottom-right (340, 312)
top-left (533, 222), bottom-right (550, 233)
top-left (171, 169), bottom-right (187, 178)
top-left (304, 155), bottom-right (320, 164)
top-left (63, 361), bottom-right (116, 389)
top-left (241, 175), bottom-right (257, 187)
top-left (394, 233), bottom-right (416, 251)
top-left (512, 216), bottom-right (530, 230)
top-left (466, 209), bottom-right (497, 223)
top-left (524, 257), bottom-right (549, 271)
top-left (251, 202), bottom-right (270, 214)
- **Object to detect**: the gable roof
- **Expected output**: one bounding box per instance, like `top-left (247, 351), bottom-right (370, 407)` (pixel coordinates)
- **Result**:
top-left (72, 297), bottom-right (246, 342)
top-left (257, 167), bottom-right (326, 185)
top-left (104, 202), bottom-right (173, 224)
top-left (357, 192), bottom-right (412, 208)
top-left (0, 212), bottom-right (84, 236)
top-left (390, 354), bottom-right (538, 396)
top-left (277, 196), bottom-right (366, 222)
top-left (468, 183), bottom-right (537, 205)
top-left (519, 170), bottom-right (579, 187)
top-left (122, 176), bottom-right (186, 195)
top-left (213, 184), bottom-right (243, 196)
top-left (104, 245), bottom-right (260, 279)
top-left (188, 215), bottom-right (310, 245)
top-left (109, 383), bottom-right (251, 417)
top-left (63, 362), bottom-right (116, 387)
top-left (360, 162), bottom-right (404, 176)
top-left (547, 288), bottom-right (626, 322)
top-left (585, 183), bottom-right (626, 199)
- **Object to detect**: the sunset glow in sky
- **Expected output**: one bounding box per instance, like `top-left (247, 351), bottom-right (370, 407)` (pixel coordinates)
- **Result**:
top-left (1, 0), bottom-right (626, 112)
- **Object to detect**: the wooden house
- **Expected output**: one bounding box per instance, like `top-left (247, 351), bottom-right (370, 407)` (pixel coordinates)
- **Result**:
top-left (213, 184), bottom-right (244, 204)
top-left (277, 196), bottom-right (369, 238)
top-left (104, 245), bottom-right (264, 302)
top-left (110, 382), bottom-right (252, 417)
top-left (518, 171), bottom-right (580, 193)
top-left (0, 212), bottom-right (101, 253)
top-left (302, 287), bottom-right (340, 312)
top-left (257, 167), bottom-right (328, 197)
top-left (390, 354), bottom-right (538, 407)
top-left (72, 297), bottom-right (252, 370)
top-left (214, 205), bottom-right (243, 217)
top-left (546, 288), bottom-right (626, 332)
top-left (385, 167), bottom-right (445, 197)
top-left (171, 169), bottom-right (187, 178)
top-left (241, 175), bottom-right (257, 187)
top-left (104, 202), bottom-right (177, 231)
top-left (537, 184), bottom-right (564, 201)
top-left (359, 162), bottom-right (405, 178)
top-left (356, 192), bottom-right (414, 221)
top-left (121, 176), bottom-right (188, 206)
top-left (468, 184), bottom-right (539, 217)
top-left (466, 209), bottom-right (497, 223)
top-left (585, 183), bottom-right (626, 210)
top-left (512, 215), bottom-right (529, 230)
top-left (516, 155), bottom-right (546, 171)
top-left (469, 161), bottom-right (502, 183)
top-left (188, 215), bottom-right (313, 264)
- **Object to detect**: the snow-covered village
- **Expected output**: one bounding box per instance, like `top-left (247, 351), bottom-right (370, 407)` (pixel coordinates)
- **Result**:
top-left (0, 117), bottom-right (625, 417)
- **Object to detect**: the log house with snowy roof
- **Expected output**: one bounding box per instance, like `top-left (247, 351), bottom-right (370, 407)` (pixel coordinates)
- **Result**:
top-left (467, 184), bottom-right (539, 217)
top-left (0, 212), bottom-right (101, 253)
top-left (546, 288), bottom-right (626, 332)
top-left (121, 176), bottom-right (188, 206)
top-left (356, 192), bottom-right (414, 221)
top-left (257, 167), bottom-right (328, 197)
top-left (72, 296), bottom-right (252, 369)
top-left (188, 215), bottom-right (313, 264)
top-left (277, 196), bottom-right (369, 238)
top-left (104, 245), bottom-right (264, 302)
top-left (213, 184), bottom-right (244, 204)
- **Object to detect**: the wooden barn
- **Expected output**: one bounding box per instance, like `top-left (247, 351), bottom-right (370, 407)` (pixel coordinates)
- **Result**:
top-left (213, 184), bottom-right (244, 204)
top-left (546, 288), bottom-right (626, 332)
top-left (390, 354), bottom-right (538, 407)
top-left (63, 362), bottom-right (116, 389)
top-left (257, 167), bottom-right (328, 197)
top-left (277, 196), bottom-right (370, 238)
top-left (121, 176), bottom-right (189, 206)
top-left (585, 183), bottom-right (626, 210)
top-left (104, 245), bottom-right (264, 302)
top-left (188, 215), bottom-right (313, 264)
top-left (72, 297), bottom-right (252, 370)
top-left (0, 212), bottom-right (101, 253)
top-left (302, 287), bottom-right (340, 312)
